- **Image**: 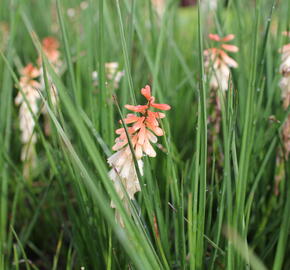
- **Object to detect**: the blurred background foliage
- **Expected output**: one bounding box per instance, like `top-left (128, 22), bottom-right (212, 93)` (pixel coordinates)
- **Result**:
top-left (0, 0), bottom-right (289, 269)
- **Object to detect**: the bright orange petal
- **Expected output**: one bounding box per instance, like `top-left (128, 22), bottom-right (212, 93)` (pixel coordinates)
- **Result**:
top-left (151, 103), bottom-right (171, 110)
top-left (123, 114), bottom-right (140, 124)
top-left (147, 110), bottom-right (166, 119)
top-left (124, 104), bottom-right (148, 113)
top-left (221, 44), bottom-right (239, 52)
top-left (115, 127), bottom-right (134, 135)
top-left (221, 34), bottom-right (235, 42)
top-left (209, 34), bottom-right (221, 42)
top-left (146, 113), bottom-right (159, 126)
top-left (141, 85), bottom-right (151, 100)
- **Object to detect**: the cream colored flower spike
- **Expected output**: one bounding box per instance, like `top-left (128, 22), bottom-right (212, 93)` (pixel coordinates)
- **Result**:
top-left (15, 64), bottom-right (41, 178)
top-left (204, 34), bottom-right (239, 91)
top-left (108, 85), bottom-right (171, 227)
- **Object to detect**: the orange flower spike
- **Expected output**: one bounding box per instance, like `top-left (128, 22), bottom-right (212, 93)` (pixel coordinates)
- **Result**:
top-left (204, 33), bottom-right (239, 91)
top-left (113, 85), bottom-right (170, 156)
top-left (150, 98), bottom-right (171, 111)
top-left (107, 85), bottom-right (170, 226)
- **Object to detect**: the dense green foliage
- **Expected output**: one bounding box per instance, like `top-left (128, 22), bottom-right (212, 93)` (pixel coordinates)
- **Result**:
top-left (0, 0), bottom-right (289, 269)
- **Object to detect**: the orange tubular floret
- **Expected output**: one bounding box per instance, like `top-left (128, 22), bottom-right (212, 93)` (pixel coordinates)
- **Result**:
top-left (209, 34), bottom-right (221, 42)
top-left (221, 34), bottom-right (235, 42)
top-left (151, 103), bottom-right (171, 110)
top-left (221, 44), bottom-right (239, 52)
top-left (141, 85), bottom-right (152, 100)
top-left (124, 104), bottom-right (148, 113)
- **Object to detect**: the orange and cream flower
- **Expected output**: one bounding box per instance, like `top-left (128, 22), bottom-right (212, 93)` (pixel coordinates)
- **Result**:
top-left (108, 85), bottom-right (170, 226)
top-left (40, 37), bottom-right (61, 66)
top-left (17, 63), bottom-right (41, 91)
top-left (38, 36), bottom-right (62, 98)
top-left (204, 34), bottom-right (239, 91)
top-left (15, 64), bottom-right (41, 145)
top-left (112, 85), bottom-right (170, 159)
top-left (38, 37), bottom-right (62, 135)
top-left (15, 64), bottom-right (41, 178)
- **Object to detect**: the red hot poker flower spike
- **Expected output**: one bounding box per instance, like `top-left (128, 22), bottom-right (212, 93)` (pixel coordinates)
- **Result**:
top-left (107, 85), bottom-right (171, 227)
top-left (204, 33), bottom-right (239, 91)
top-left (115, 85), bottom-right (171, 158)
